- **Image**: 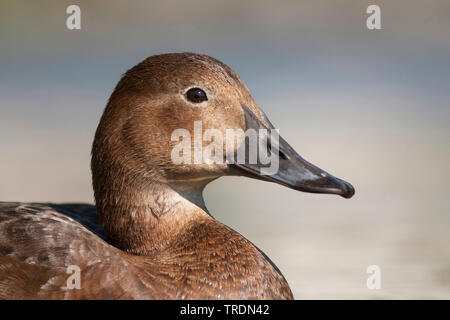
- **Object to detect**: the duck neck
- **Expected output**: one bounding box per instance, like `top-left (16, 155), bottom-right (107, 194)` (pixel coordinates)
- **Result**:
top-left (95, 177), bottom-right (213, 255)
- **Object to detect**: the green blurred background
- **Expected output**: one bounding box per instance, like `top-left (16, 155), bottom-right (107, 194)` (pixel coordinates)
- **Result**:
top-left (1, 0), bottom-right (449, 298)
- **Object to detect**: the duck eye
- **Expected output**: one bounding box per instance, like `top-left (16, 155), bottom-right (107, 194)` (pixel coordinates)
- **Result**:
top-left (185, 88), bottom-right (208, 103)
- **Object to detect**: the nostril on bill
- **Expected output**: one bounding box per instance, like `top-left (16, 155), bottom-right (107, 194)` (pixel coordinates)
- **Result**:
top-left (278, 150), bottom-right (288, 160)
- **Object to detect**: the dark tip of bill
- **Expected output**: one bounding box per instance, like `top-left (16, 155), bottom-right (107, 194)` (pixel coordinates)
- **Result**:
top-left (340, 181), bottom-right (355, 199)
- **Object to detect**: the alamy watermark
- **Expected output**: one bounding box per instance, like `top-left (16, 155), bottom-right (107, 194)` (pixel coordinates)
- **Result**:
top-left (65, 5), bottom-right (381, 31)
top-left (366, 265), bottom-right (381, 290)
top-left (366, 5), bottom-right (381, 30)
top-left (170, 121), bottom-right (280, 175)
top-left (65, 265), bottom-right (81, 290)
top-left (66, 5), bottom-right (81, 30)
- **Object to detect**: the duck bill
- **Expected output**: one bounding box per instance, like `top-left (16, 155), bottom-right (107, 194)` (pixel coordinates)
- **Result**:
top-left (228, 105), bottom-right (355, 199)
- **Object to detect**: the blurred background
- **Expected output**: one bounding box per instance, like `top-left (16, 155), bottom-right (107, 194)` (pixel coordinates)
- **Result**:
top-left (1, 0), bottom-right (449, 298)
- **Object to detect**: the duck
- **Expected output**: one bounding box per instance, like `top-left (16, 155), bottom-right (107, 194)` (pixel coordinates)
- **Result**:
top-left (0, 52), bottom-right (354, 299)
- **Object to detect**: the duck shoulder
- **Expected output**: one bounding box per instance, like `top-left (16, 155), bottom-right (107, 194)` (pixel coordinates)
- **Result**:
top-left (0, 202), bottom-right (142, 299)
top-left (0, 202), bottom-right (293, 299)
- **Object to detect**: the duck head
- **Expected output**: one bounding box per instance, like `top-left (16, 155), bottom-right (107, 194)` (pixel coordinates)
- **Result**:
top-left (92, 53), bottom-right (354, 203)
top-left (91, 52), bottom-right (354, 253)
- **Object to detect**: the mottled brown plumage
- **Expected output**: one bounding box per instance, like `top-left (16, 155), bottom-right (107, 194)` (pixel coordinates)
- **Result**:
top-left (0, 202), bottom-right (290, 299)
top-left (0, 52), bottom-right (354, 299)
